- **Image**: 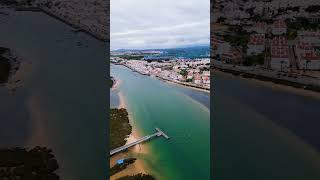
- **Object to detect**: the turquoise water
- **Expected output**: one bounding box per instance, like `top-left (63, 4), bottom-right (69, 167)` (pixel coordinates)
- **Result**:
top-left (111, 64), bottom-right (210, 180)
top-left (110, 89), bottom-right (120, 108)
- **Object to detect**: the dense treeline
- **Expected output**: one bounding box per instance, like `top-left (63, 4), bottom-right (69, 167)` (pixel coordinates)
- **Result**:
top-left (110, 108), bottom-right (132, 150)
top-left (116, 173), bottom-right (156, 180)
top-left (0, 47), bottom-right (11, 84)
top-left (110, 76), bottom-right (114, 88)
top-left (109, 158), bottom-right (136, 176)
top-left (0, 146), bottom-right (59, 180)
top-left (0, 0), bottom-right (18, 5)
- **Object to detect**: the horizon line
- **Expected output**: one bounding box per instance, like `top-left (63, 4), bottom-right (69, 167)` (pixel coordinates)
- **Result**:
top-left (110, 44), bottom-right (210, 51)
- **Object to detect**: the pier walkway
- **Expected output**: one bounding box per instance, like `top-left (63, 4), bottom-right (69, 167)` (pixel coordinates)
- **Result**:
top-left (110, 128), bottom-right (169, 156)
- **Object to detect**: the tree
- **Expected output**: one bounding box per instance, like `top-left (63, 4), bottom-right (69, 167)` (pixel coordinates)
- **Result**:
top-left (179, 69), bottom-right (187, 77)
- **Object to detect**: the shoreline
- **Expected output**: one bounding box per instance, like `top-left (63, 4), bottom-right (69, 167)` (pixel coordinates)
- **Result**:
top-left (39, 7), bottom-right (107, 42)
top-left (6, 60), bottom-right (32, 92)
top-left (116, 63), bottom-right (210, 93)
top-left (155, 75), bottom-right (210, 93)
top-left (0, 47), bottom-right (20, 86)
top-left (110, 91), bottom-right (150, 179)
top-left (161, 77), bottom-right (210, 94)
top-left (6, 5), bottom-right (107, 42)
top-left (214, 66), bottom-right (320, 93)
top-left (215, 70), bottom-right (320, 100)
top-left (111, 77), bottom-right (121, 91)
top-left (25, 95), bottom-right (48, 147)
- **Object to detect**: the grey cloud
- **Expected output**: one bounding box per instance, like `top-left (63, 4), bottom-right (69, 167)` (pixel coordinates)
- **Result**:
top-left (111, 0), bottom-right (209, 50)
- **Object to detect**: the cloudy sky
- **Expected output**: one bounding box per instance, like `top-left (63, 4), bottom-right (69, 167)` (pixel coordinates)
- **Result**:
top-left (111, 0), bottom-right (210, 50)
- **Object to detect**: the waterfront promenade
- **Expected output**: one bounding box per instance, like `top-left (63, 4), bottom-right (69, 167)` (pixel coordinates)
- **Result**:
top-left (213, 60), bottom-right (320, 92)
top-left (11, 1), bottom-right (107, 42)
top-left (117, 63), bottom-right (210, 92)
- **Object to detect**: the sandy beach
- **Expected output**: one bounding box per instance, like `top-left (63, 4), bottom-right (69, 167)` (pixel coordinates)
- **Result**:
top-left (110, 91), bottom-right (150, 179)
top-left (110, 129), bottom-right (149, 180)
top-left (117, 91), bottom-right (126, 109)
top-left (111, 77), bottom-right (122, 91)
top-left (6, 61), bottom-right (32, 92)
top-left (25, 95), bottom-right (48, 147)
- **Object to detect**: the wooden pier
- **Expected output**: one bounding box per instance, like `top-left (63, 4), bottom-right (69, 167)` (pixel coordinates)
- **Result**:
top-left (110, 128), bottom-right (169, 156)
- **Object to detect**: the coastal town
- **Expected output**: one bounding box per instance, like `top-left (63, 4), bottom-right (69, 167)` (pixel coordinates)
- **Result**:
top-left (212, 0), bottom-right (320, 91)
top-left (1, 0), bottom-right (108, 41)
top-left (111, 51), bottom-right (210, 91)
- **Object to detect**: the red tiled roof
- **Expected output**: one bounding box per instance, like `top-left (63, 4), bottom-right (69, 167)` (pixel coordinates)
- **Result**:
top-left (297, 40), bottom-right (320, 60)
top-left (202, 75), bottom-right (209, 81)
top-left (255, 22), bottom-right (267, 30)
top-left (212, 35), bottom-right (225, 44)
top-left (194, 73), bottom-right (201, 80)
top-left (302, 52), bottom-right (319, 60)
top-left (272, 36), bottom-right (288, 46)
top-left (222, 49), bottom-right (242, 60)
top-left (273, 20), bottom-right (287, 29)
top-left (297, 41), bottom-right (312, 49)
top-left (248, 34), bottom-right (265, 45)
top-left (271, 46), bottom-right (289, 58)
top-left (300, 31), bottom-right (320, 37)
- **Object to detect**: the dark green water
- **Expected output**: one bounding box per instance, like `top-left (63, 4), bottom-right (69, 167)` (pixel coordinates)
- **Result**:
top-left (0, 9), bottom-right (107, 179)
top-left (111, 64), bottom-right (210, 180)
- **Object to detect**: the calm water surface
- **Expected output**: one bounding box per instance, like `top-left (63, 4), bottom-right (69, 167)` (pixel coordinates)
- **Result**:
top-left (213, 71), bottom-right (320, 180)
top-left (111, 64), bottom-right (210, 180)
top-left (0, 9), bottom-right (107, 180)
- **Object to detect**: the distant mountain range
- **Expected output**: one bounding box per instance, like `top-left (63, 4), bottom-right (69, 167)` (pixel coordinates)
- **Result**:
top-left (113, 45), bottom-right (210, 59)
top-left (113, 45), bottom-right (209, 52)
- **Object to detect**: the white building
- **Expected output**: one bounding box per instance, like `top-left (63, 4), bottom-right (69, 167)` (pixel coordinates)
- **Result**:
top-left (202, 75), bottom-right (210, 85)
top-left (202, 71), bottom-right (210, 76)
top-left (216, 42), bottom-right (232, 56)
top-left (161, 70), bottom-right (170, 77)
top-left (272, 20), bottom-right (287, 35)
top-left (297, 30), bottom-right (320, 44)
top-left (194, 73), bottom-right (202, 84)
top-left (202, 71), bottom-right (210, 85)
top-left (254, 22), bottom-right (268, 34)
top-left (247, 34), bottom-right (265, 55)
top-left (187, 71), bottom-right (194, 80)
top-left (296, 41), bottom-right (320, 70)
top-left (220, 48), bottom-right (242, 64)
top-left (270, 36), bottom-right (290, 70)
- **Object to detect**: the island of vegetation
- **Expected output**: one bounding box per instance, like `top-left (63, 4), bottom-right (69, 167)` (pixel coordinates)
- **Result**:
top-left (0, 47), bottom-right (11, 84)
top-left (110, 108), bottom-right (132, 150)
top-left (110, 86), bottom-right (156, 179)
top-left (110, 76), bottom-right (115, 88)
top-left (0, 146), bottom-right (59, 180)
top-left (0, 46), bottom-right (20, 90)
top-left (116, 173), bottom-right (156, 180)
top-left (0, 0), bottom-right (18, 6)
top-left (109, 107), bottom-right (156, 179)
